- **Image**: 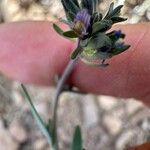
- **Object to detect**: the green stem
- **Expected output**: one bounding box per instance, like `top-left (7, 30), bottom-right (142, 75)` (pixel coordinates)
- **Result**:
top-left (21, 84), bottom-right (52, 146)
top-left (52, 39), bottom-right (81, 150)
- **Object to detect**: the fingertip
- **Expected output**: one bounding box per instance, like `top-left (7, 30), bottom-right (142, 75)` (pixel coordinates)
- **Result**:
top-left (0, 21), bottom-right (74, 85)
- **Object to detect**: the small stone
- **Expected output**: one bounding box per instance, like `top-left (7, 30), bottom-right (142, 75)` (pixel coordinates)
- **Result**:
top-left (126, 0), bottom-right (137, 6)
top-left (49, 0), bottom-right (64, 17)
top-left (116, 128), bottom-right (146, 150)
top-left (9, 121), bottom-right (28, 143)
top-left (27, 4), bottom-right (45, 20)
top-left (0, 119), bottom-right (18, 150)
top-left (99, 1), bottom-right (109, 14)
top-left (33, 138), bottom-right (48, 150)
top-left (103, 114), bottom-right (122, 135)
top-left (126, 98), bottom-right (143, 115)
top-left (83, 95), bottom-right (99, 128)
top-left (35, 101), bottom-right (51, 121)
top-left (1, 0), bottom-right (21, 22)
top-left (39, 0), bottom-right (52, 6)
top-left (98, 96), bottom-right (118, 111)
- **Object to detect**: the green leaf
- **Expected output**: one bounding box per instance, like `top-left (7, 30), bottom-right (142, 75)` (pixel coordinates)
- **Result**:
top-left (73, 0), bottom-right (80, 7)
top-left (92, 20), bottom-right (112, 34)
top-left (47, 119), bottom-right (53, 135)
top-left (91, 12), bottom-right (103, 24)
top-left (53, 24), bottom-right (76, 40)
top-left (109, 5), bottom-right (123, 18)
top-left (61, 0), bottom-right (80, 21)
top-left (21, 84), bottom-right (52, 145)
top-left (72, 126), bottom-right (82, 150)
top-left (81, 0), bottom-right (94, 14)
top-left (112, 44), bottom-right (130, 55)
top-left (63, 30), bottom-right (78, 38)
top-left (67, 11), bottom-right (76, 22)
top-left (111, 17), bottom-right (127, 23)
top-left (87, 33), bottom-right (112, 49)
top-left (61, 0), bottom-right (72, 21)
top-left (105, 4), bottom-right (123, 19)
top-left (92, 0), bottom-right (98, 13)
top-left (71, 47), bottom-right (82, 59)
top-left (104, 2), bottom-right (114, 19)
top-left (53, 23), bottom-right (64, 36)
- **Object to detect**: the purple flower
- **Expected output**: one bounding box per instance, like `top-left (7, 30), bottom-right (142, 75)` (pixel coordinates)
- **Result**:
top-left (73, 9), bottom-right (91, 36)
top-left (114, 30), bottom-right (123, 38)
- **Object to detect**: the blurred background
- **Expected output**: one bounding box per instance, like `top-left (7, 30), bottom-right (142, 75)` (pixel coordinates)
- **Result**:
top-left (0, 0), bottom-right (150, 150)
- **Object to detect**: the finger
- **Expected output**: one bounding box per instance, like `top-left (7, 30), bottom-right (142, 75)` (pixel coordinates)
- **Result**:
top-left (71, 23), bottom-right (150, 104)
top-left (0, 21), bottom-right (149, 104)
top-left (0, 21), bottom-right (72, 85)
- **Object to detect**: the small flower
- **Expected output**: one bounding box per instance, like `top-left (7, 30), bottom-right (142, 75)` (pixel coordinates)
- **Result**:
top-left (114, 30), bottom-right (123, 38)
top-left (53, 0), bottom-right (130, 67)
top-left (73, 9), bottom-right (91, 36)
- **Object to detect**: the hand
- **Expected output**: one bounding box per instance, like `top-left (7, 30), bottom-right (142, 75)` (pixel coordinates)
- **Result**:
top-left (0, 21), bottom-right (149, 105)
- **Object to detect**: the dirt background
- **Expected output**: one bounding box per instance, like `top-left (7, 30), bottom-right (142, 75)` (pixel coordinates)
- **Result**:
top-left (0, 0), bottom-right (150, 150)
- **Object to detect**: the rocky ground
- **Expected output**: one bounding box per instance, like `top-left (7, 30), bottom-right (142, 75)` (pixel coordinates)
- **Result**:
top-left (0, 0), bottom-right (150, 150)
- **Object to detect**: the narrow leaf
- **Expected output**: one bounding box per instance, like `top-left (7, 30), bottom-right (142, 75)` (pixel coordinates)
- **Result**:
top-left (21, 84), bottom-right (52, 145)
top-left (68, 11), bottom-right (76, 22)
top-left (109, 5), bottom-right (123, 18)
top-left (104, 2), bottom-right (114, 19)
top-left (61, 0), bottom-right (72, 21)
top-left (47, 119), bottom-right (53, 135)
top-left (73, 0), bottom-right (80, 7)
top-left (53, 23), bottom-right (64, 36)
top-left (81, 0), bottom-right (94, 14)
top-left (92, 20), bottom-right (112, 34)
top-left (61, 0), bottom-right (80, 21)
top-left (105, 4), bottom-right (123, 19)
top-left (112, 44), bottom-right (130, 55)
top-left (72, 126), bottom-right (82, 150)
top-left (71, 47), bottom-right (82, 59)
top-left (92, 0), bottom-right (98, 13)
top-left (91, 12), bottom-right (103, 24)
top-left (111, 17), bottom-right (127, 23)
top-left (63, 30), bottom-right (78, 38)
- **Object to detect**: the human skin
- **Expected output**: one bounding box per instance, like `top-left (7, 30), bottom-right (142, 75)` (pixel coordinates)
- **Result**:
top-left (0, 21), bottom-right (149, 105)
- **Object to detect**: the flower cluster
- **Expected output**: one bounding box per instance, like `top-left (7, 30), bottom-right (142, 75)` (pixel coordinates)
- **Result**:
top-left (53, 0), bottom-right (130, 67)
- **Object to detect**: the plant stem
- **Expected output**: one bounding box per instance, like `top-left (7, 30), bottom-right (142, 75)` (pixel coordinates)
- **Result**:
top-left (21, 84), bottom-right (52, 147)
top-left (52, 39), bottom-right (80, 150)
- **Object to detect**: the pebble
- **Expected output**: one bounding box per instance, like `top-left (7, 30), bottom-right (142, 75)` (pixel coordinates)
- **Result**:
top-left (103, 114), bottom-right (122, 135)
top-left (116, 128), bottom-right (146, 150)
top-left (9, 121), bottom-right (28, 143)
top-left (35, 101), bottom-right (51, 121)
top-left (126, 0), bottom-right (137, 6)
top-left (83, 95), bottom-right (99, 128)
top-left (126, 99), bottom-right (143, 115)
top-left (0, 119), bottom-right (18, 150)
top-left (33, 138), bottom-right (48, 150)
top-left (98, 96), bottom-right (118, 111)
